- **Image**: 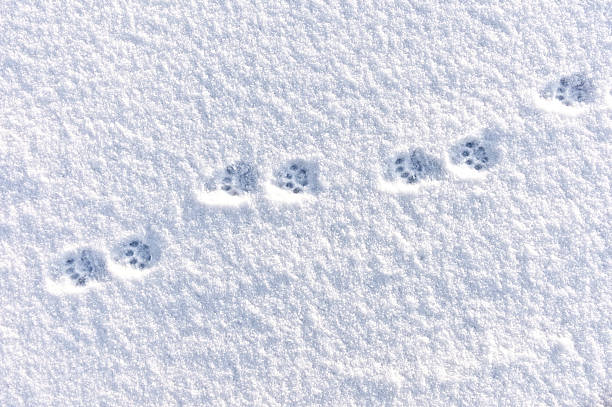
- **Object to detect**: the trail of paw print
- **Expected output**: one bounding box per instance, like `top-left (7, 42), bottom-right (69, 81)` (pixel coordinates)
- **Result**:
top-left (63, 249), bottom-right (107, 286)
top-left (117, 240), bottom-right (153, 270)
top-left (279, 163), bottom-right (310, 193)
top-left (393, 149), bottom-right (442, 183)
top-left (460, 140), bottom-right (489, 171)
top-left (552, 73), bottom-right (595, 106)
top-left (220, 161), bottom-right (258, 195)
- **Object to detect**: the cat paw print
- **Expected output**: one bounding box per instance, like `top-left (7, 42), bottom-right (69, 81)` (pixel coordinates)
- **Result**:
top-left (59, 248), bottom-right (109, 287)
top-left (390, 149), bottom-right (443, 184)
top-left (266, 159), bottom-right (319, 202)
top-left (459, 141), bottom-right (489, 171)
top-left (545, 73), bottom-right (595, 106)
top-left (113, 239), bottom-right (156, 270)
top-left (276, 160), bottom-right (318, 194)
top-left (219, 161), bottom-right (258, 196)
top-left (195, 160), bottom-right (259, 207)
top-left (448, 136), bottom-right (500, 175)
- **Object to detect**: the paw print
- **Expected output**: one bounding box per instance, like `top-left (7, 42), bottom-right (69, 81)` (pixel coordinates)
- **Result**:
top-left (390, 149), bottom-right (443, 184)
top-left (61, 249), bottom-right (108, 286)
top-left (219, 161), bottom-right (258, 195)
top-left (113, 239), bottom-right (156, 270)
top-left (453, 139), bottom-right (497, 171)
top-left (547, 73), bottom-right (595, 106)
top-left (276, 160), bottom-right (316, 194)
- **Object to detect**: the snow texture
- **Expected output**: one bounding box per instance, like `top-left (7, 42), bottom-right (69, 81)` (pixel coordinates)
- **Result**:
top-left (0, 0), bottom-right (611, 405)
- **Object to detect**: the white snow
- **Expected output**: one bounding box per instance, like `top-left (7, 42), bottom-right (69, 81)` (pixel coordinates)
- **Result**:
top-left (195, 189), bottom-right (254, 208)
top-left (264, 183), bottom-right (317, 204)
top-left (0, 0), bottom-right (611, 405)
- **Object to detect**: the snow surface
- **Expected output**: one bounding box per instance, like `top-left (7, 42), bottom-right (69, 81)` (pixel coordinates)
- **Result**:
top-left (1, 0), bottom-right (611, 405)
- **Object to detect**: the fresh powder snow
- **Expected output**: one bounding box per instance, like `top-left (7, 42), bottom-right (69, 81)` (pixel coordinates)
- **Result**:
top-left (0, 0), bottom-right (610, 405)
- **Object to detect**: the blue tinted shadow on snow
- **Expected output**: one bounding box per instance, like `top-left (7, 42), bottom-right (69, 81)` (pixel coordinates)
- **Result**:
top-left (59, 248), bottom-right (110, 287)
top-left (542, 73), bottom-right (596, 105)
top-left (448, 128), bottom-right (505, 173)
top-left (112, 237), bottom-right (159, 270)
top-left (389, 148), bottom-right (444, 183)
top-left (274, 158), bottom-right (320, 194)
top-left (222, 161), bottom-right (258, 194)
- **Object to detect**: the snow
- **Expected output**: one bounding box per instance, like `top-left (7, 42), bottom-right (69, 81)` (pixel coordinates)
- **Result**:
top-left (0, 0), bottom-right (611, 405)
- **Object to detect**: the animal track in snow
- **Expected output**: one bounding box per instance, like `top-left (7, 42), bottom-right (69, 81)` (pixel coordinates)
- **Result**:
top-left (112, 239), bottom-right (155, 270)
top-left (266, 159), bottom-right (320, 202)
top-left (545, 73), bottom-right (595, 106)
top-left (54, 248), bottom-right (110, 289)
top-left (195, 160), bottom-right (258, 207)
top-left (389, 149), bottom-right (443, 184)
top-left (276, 160), bottom-right (319, 193)
top-left (219, 161), bottom-right (258, 196)
top-left (455, 140), bottom-right (490, 171)
top-left (447, 135), bottom-right (500, 179)
top-left (378, 148), bottom-right (444, 193)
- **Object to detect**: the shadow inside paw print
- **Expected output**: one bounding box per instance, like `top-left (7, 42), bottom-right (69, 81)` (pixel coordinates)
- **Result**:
top-left (113, 239), bottom-right (157, 270)
top-left (390, 149), bottom-right (443, 184)
top-left (545, 73), bottom-right (595, 106)
top-left (220, 161), bottom-right (258, 195)
top-left (61, 249), bottom-right (108, 286)
top-left (277, 160), bottom-right (316, 193)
